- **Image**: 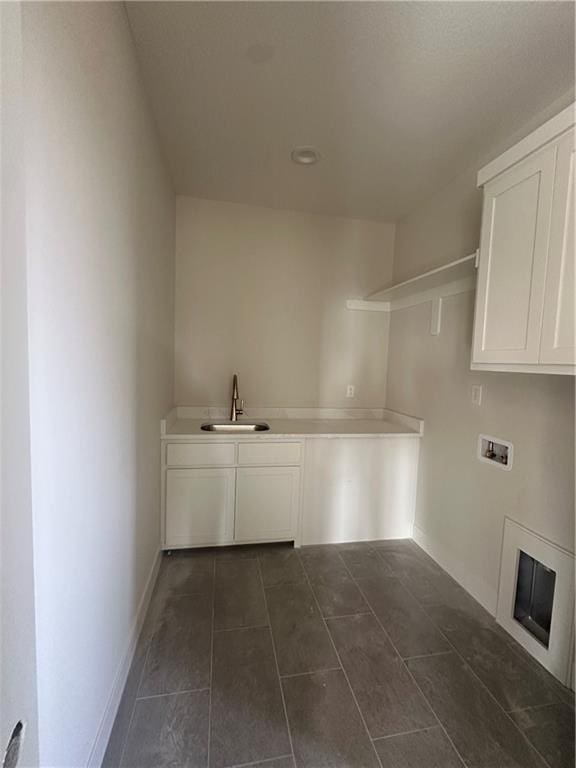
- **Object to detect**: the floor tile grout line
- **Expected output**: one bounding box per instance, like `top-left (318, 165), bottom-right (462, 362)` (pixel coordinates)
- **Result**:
top-left (371, 724), bottom-right (443, 743)
top-left (360, 543), bottom-right (568, 768)
top-left (358, 599), bottom-right (469, 768)
top-left (401, 650), bottom-right (454, 662)
top-left (383, 542), bottom-right (570, 707)
top-left (134, 591), bottom-right (163, 703)
top-left (279, 667), bottom-right (342, 679)
top-left (507, 701), bottom-right (560, 715)
top-left (214, 623), bottom-right (270, 633)
top-left (257, 558), bottom-right (297, 765)
top-left (117, 606), bottom-right (156, 768)
top-left (394, 562), bottom-right (555, 768)
top-left (372, 541), bottom-right (442, 580)
top-left (503, 640), bottom-right (574, 703)
top-left (504, 640), bottom-right (575, 706)
top-left (113, 543), bottom-right (568, 768)
top-left (323, 611), bottom-right (376, 621)
top-left (206, 557), bottom-right (216, 768)
top-left (134, 687), bottom-right (210, 702)
top-left (296, 550), bottom-right (384, 768)
top-left (116, 660), bottom-right (148, 767)
top-left (375, 541), bottom-right (566, 714)
top-left (263, 582), bottom-right (306, 589)
top-left (225, 753), bottom-right (294, 768)
top-left (335, 549), bottom-right (469, 768)
top-left (397, 564), bottom-right (560, 764)
top-left (503, 633), bottom-right (576, 706)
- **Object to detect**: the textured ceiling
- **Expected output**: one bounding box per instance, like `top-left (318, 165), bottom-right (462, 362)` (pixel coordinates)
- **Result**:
top-left (126, 1), bottom-right (575, 221)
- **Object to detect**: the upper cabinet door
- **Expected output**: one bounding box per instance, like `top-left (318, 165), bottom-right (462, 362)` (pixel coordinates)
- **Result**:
top-left (540, 130), bottom-right (575, 365)
top-left (472, 144), bottom-right (557, 364)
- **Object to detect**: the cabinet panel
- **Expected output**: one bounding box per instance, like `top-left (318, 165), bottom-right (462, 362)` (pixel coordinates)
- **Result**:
top-left (540, 130), bottom-right (575, 365)
top-left (234, 466), bottom-right (300, 542)
top-left (238, 441), bottom-right (302, 466)
top-left (165, 468), bottom-right (235, 547)
top-left (166, 442), bottom-right (235, 467)
top-left (473, 144), bottom-right (557, 364)
top-left (302, 438), bottom-right (418, 544)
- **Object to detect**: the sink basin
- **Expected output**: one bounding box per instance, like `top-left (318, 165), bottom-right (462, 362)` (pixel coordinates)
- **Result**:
top-left (201, 421), bottom-right (270, 433)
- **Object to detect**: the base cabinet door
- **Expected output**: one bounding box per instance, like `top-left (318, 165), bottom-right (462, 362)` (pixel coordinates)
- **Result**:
top-left (165, 468), bottom-right (235, 547)
top-left (235, 466), bottom-right (300, 542)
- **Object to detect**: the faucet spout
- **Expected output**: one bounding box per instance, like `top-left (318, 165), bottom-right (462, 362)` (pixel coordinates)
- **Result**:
top-left (230, 374), bottom-right (244, 421)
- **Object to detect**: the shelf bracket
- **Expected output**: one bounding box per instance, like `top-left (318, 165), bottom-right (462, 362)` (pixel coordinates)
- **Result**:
top-left (346, 299), bottom-right (390, 312)
top-left (430, 297), bottom-right (443, 336)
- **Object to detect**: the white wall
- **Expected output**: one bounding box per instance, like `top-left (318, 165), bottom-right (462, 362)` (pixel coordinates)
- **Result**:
top-left (392, 91), bottom-right (575, 284)
top-left (387, 101), bottom-right (575, 614)
top-left (1, 4), bottom-right (39, 765)
top-left (175, 197), bottom-right (394, 408)
top-left (392, 166), bottom-right (481, 284)
top-left (21, 3), bottom-right (174, 765)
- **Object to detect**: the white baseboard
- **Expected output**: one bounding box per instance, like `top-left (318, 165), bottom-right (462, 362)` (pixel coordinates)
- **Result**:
top-left (87, 549), bottom-right (162, 768)
top-left (412, 523), bottom-right (498, 615)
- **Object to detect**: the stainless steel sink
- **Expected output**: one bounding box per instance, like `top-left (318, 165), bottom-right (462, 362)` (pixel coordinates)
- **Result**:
top-left (201, 421), bottom-right (270, 433)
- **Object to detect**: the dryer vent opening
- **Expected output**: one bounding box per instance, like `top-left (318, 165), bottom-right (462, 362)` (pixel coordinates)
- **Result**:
top-left (514, 550), bottom-right (556, 648)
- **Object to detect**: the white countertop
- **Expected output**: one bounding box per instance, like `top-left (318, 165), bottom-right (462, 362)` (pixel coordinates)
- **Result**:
top-left (163, 416), bottom-right (422, 440)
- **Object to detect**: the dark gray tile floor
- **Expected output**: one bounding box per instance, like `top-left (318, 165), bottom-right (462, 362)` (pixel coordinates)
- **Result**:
top-left (104, 540), bottom-right (575, 768)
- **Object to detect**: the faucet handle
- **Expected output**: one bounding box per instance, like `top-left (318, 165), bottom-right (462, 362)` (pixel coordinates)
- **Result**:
top-left (238, 399), bottom-right (245, 415)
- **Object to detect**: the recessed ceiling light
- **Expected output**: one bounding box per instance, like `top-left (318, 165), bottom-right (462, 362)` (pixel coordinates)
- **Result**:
top-left (291, 147), bottom-right (320, 165)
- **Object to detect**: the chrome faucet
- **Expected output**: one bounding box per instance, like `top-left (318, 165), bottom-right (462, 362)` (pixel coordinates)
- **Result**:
top-left (230, 374), bottom-right (244, 422)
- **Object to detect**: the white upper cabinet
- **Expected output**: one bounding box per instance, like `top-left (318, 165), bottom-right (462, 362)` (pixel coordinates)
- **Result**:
top-left (473, 145), bottom-right (556, 364)
top-left (540, 130), bottom-right (575, 365)
top-left (472, 105), bottom-right (575, 375)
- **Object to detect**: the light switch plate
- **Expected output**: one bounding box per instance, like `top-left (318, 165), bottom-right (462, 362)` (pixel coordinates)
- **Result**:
top-left (471, 384), bottom-right (483, 406)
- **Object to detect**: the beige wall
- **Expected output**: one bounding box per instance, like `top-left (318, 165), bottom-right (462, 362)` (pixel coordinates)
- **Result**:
top-left (1, 4), bottom-right (39, 765)
top-left (175, 197), bottom-right (395, 408)
top-left (393, 91), bottom-right (575, 284)
top-left (387, 114), bottom-right (575, 613)
top-left (393, 166), bottom-right (482, 283)
top-left (21, 3), bottom-right (174, 765)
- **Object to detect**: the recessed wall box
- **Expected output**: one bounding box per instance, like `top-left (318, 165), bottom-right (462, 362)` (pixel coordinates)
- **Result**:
top-left (497, 517), bottom-right (575, 684)
top-left (478, 434), bottom-right (513, 470)
top-left (514, 550), bottom-right (556, 648)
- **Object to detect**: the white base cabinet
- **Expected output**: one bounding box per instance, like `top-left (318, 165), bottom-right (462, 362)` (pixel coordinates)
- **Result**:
top-left (165, 468), bottom-right (235, 547)
top-left (161, 431), bottom-right (422, 550)
top-left (235, 466), bottom-right (300, 543)
top-left (162, 441), bottom-right (302, 549)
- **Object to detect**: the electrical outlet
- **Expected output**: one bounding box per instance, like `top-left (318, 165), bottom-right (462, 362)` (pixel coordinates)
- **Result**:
top-left (346, 384), bottom-right (355, 398)
top-left (471, 384), bottom-right (483, 406)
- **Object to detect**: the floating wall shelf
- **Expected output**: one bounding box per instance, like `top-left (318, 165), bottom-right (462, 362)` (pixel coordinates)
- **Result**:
top-left (346, 251), bottom-right (478, 335)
